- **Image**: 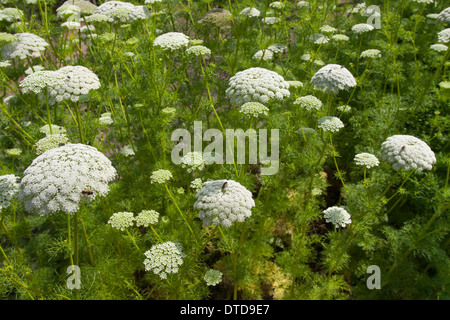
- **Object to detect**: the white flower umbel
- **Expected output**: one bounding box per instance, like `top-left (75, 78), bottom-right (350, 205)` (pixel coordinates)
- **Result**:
top-left (135, 210), bottom-right (159, 227)
top-left (1, 33), bottom-right (48, 60)
top-left (226, 67), bottom-right (290, 105)
top-left (119, 144), bottom-right (135, 157)
top-left (318, 116), bottom-right (344, 133)
top-left (354, 153), bottom-right (380, 169)
top-left (40, 124), bottom-right (67, 136)
top-left (380, 135), bottom-right (436, 171)
top-left (253, 49), bottom-right (274, 61)
top-left (351, 23), bottom-right (375, 34)
top-left (267, 43), bottom-right (288, 54)
top-left (360, 49), bottom-right (381, 59)
top-left (127, 5), bottom-right (151, 22)
top-left (240, 7), bottom-right (261, 18)
top-left (58, 0), bottom-right (98, 15)
top-left (194, 179), bottom-right (255, 228)
top-left (153, 32), bottom-right (190, 51)
top-left (93, 1), bottom-right (134, 20)
top-left (24, 65), bottom-right (45, 75)
top-left (0, 174), bottom-right (20, 210)
top-left (204, 269), bottom-right (223, 286)
top-left (331, 34), bottom-right (349, 42)
top-left (186, 45), bottom-right (211, 57)
top-left (99, 112), bottom-right (113, 125)
top-left (35, 133), bottom-right (70, 155)
top-left (52, 65), bottom-right (101, 103)
top-left (239, 102), bottom-right (269, 118)
top-left (108, 212), bottom-right (135, 231)
top-left (180, 151), bottom-right (206, 172)
top-left (190, 178), bottom-right (203, 192)
top-left (19, 143), bottom-right (117, 216)
top-left (430, 43), bottom-right (448, 52)
top-left (323, 206), bottom-right (351, 228)
top-left (293, 95), bottom-right (322, 111)
top-left (19, 71), bottom-right (65, 96)
top-left (437, 28), bottom-right (450, 43)
top-left (310, 64), bottom-right (356, 93)
top-left (437, 7), bottom-right (450, 24)
top-left (144, 241), bottom-right (186, 279)
top-left (150, 169), bottom-right (172, 184)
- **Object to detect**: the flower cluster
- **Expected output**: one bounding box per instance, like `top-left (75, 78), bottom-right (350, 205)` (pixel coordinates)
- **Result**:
top-left (354, 153), bottom-right (380, 169)
top-left (318, 116), bottom-right (344, 133)
top-left (438, 28), bottom-right (450, 43)
top-left (323, 206), bottom-right (352, 228)
top-left (2, 33), bottom-right (48, 60)
top-left (0, 174), bottom-right (20, 210)
top-left (190, 178), bottom-right (203, 192)
top-left (6, 148), bottom-right (22, 157)
top-left (240, 7), bottom-right (260, 18)
top-left (58, 0), bottom-right (97, 15)
top-left (351, 23), bottom-right (375, 34)
top-left (294, 95), bottom-right (322, 111)
top-left (226, 67), bottom-right (290, 105)
top-left (186, 45), bottom-right (211, 57)
top-left (204, 269), bottom-right (223, 286)
top-left (180, 152), bottom-right (206, 172)
top-left (20, 66), bottom-right (100, 104)
top-left (253, 49), bottom-right (274, 61)
top-left (239, 102), bottom-right (269, 118)
top-left (144, 241), bottom-right (186, 279)
top-left (150, 169), bottom-right (172, 184)
top-left (119, 145), bottom-right (135, 157)
top-left (360, 49), bottom-right (382, 59)
top-left (19, 143), bottom-right (117, 216)
top-left (430, 43), bottom-right (448, 52)
top-left (19, 71), bottom-right (65, 95)
top-left (108, 212), bottom-right (135, 231)
top-left (93, 1), bottom-right (134, 22)
top-left (311, 64), bottom-right (356, 93)
top-left (52, 65), bottom-right (101, 103)
top-left (198, 8), bottom-right (232, 29)
top-left (135, 210), bottom-right (159, 227)
top-left (34, 133), bottom-right (69, 155)
top-left (380, 135), bottom-right (436, 171)
top-left (99, 112), bottom-right (113, 125)
top-left (153, 32), bottom-right (190, 51)
top-left (331, 34), bottom-right (350, 42)
top-left (437, 7), bottom-right (450, 24)
top-left (40, 124), bottom-right (66, 136)
top-left (194, 179), bottom-right (255, 228)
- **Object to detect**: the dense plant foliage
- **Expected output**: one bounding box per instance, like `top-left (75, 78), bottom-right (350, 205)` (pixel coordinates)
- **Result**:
top-left (0, 0), bottom-right (449, 300)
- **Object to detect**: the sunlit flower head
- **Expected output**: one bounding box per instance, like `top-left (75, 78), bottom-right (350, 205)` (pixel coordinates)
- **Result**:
top-left (323, 206), bottom-right (351, 228)
top-left (153, 32), bottom-right (190, 51)
top-left (380, 135), bottom-right (436, 171)
top-left (135, 209), bottom-right (159, 227)
top-left (194, 179), bottom-right (255, 228)
top-left (19, 143), bottom-right (117, 216)
top-left (0, 174), bottom-right (21, 210)
top-left (438, 28), bottom-right (450, 43)
top-left (318, 116), bottom-right (344, 133)
top-left (150, 169), bottom-right (172, 184)
top-left (1, 33), bottom-right (48, 60)
top-left (204, 269), bottom-right (223, 286)
top-left (226, 67), bottom-right (290, 105)
top-left (239, 101), bottom-right (269, 118)
top-left (294, 95), bottom-right (322, 111)
top-left (144, 241), bottom-right (186, 279)
top-left (311, 64), bottom-right (356, 93)
top-left (108, 212), bottom-right (135, 231)
top-left (35, 133), bottom-right (70, 155)
top-left (354, 153), bottom-right (380, 169)
top-left (240, 7), bottom-right (260, 18)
